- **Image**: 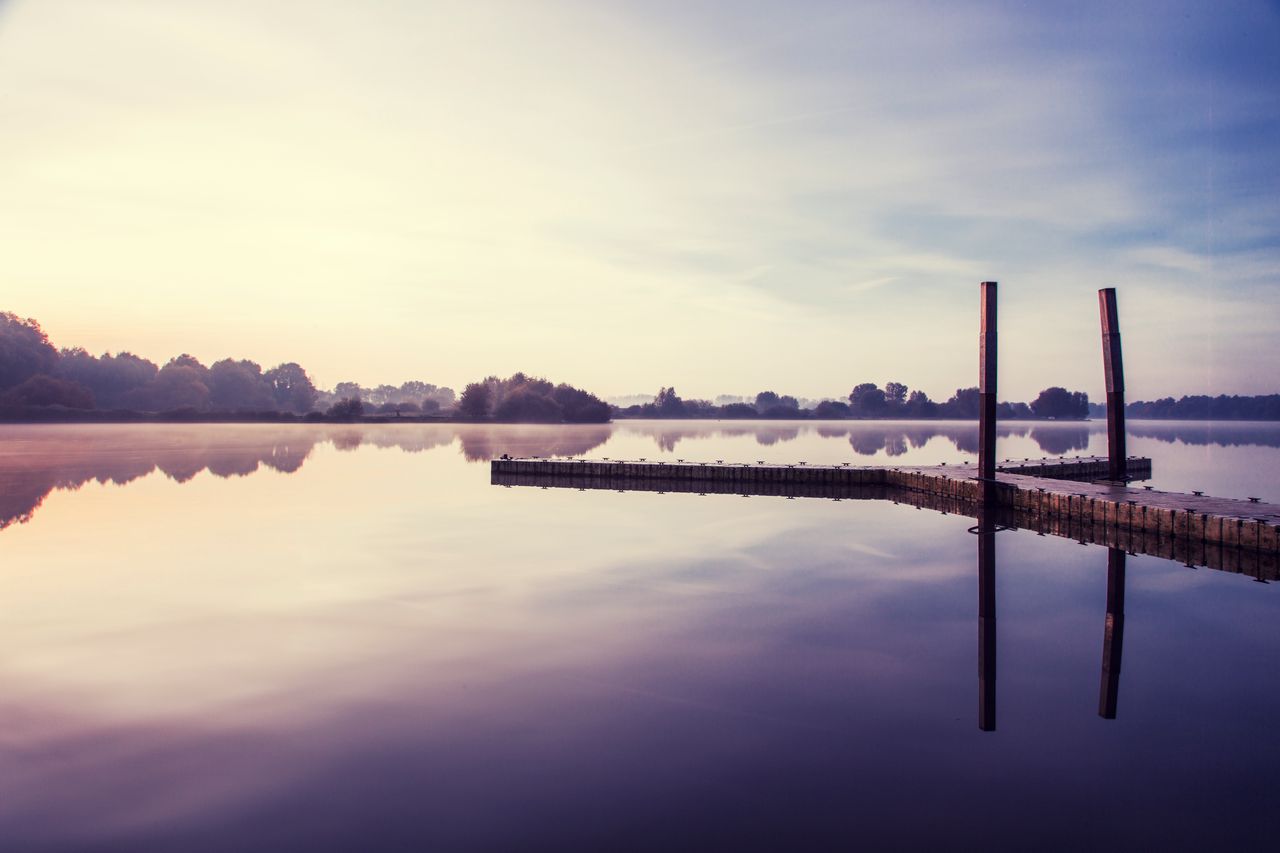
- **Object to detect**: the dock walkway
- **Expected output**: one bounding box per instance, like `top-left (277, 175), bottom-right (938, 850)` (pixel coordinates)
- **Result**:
top-left (491, 455), bottom-right (1280, 578)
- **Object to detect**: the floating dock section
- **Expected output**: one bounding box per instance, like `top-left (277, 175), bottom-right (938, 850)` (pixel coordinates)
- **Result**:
top-left (491, 454), bottom-right (1146, 496)
top-left (491, 455), bottom-right (1280, 579)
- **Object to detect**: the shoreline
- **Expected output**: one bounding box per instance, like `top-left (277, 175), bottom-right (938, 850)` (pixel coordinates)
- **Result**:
top-left (3, 412), bottom-right (1280, 426)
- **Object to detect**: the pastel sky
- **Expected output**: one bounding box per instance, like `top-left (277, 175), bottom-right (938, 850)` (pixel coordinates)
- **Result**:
top-left (2, 0), bottom-right (1277, 401)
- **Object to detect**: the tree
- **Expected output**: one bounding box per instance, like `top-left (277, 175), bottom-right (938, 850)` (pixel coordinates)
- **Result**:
top-left (0, 374), bottom-right (95, 409)
top-left (655, 387), bottom-right (686, 417)
top-left (131, 363), bottom-right (211, 411)
top-left (0, 312), bottom-right (58, 390)
top-left (167, 353), bottom-right (209, 376)
top-left (754, 391), bottom-right (780, 411)
top-left (334, 381), bottom-right (363, 401)
top-left (370, 384), bottom-right (398, 406)
top-left (997, 401), bottom-right (1033, 419)
top-left (813, 400), bottom-right (851, 419)
top-left (458, 382), bottom-right (492, 419)
top-left (904, 390), bottom-right (938, 417)
top-left (327, 397), bottom-right (364, 419)
top-left (1031, 387), bottom-right (1089, 419)
top-left (432, 386), bottom-right (457, 407)
top-left (760, 395), bottom-right (802, 418)
top-left (682, 397), bottom-right (718, 417)
top-left (720, 402), bottom-right (759, 418)
top-left (884, 382), bottom-right (908, 407)
top-left (399, 380), bottom-right (435, 398)
top-left (494, 388), bottom-right (564, 422)
top-left (848, 383), bottom-right (887, 416)
top-left (105, 353), bottom-right (161, 399)
top-left (264, 362), bottom-right (317, 413)
top-left (55, 349), bottom-right (158, 408)
top-left (208, 359), bottom-right (275, 411)
top-left (941, 387), bottom-right (980, 418)
top-left (552, 384), bottom-right (610, 423)
top-left (456, 374), bottom-right (608, 423)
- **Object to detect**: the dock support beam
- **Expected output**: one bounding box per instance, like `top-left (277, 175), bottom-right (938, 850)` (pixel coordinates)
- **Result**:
top-left (979, 282), bottom-right (998, 500)
top-left (1099, 288), bottom-right (1126, 482)
top-left (1098, 548), bottom-right (1126, 719)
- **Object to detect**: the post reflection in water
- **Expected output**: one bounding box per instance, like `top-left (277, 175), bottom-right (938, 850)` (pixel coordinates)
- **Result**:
top-left (976, 505), bottom-right (997, 732)
top-left (1099, 548), bottom-right (1127, 719)
top-left (972, 525), bottom-right (1128, 730)
top-left (492, 463), bottom-right (1173, 732)
top-left (973, 518), bottom-right (1129, 730)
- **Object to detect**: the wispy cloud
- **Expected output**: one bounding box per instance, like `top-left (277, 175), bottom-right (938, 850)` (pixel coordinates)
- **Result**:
top-left (1, 0), bottom-right (1276, 399)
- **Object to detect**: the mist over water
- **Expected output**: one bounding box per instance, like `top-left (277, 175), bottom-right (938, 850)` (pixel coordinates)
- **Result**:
top-left (3, 420), bottom-right (1279, 532)
top-left (1, 422), bottom-right (1278, 850)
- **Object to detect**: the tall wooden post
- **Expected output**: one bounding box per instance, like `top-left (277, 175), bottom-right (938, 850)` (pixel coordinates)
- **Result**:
top-left (977, 503), bottom-right (997, 732)
top-left (977, 281), bottom-right (998, 730)
top-left (1099, 288), bottom-right (1126, 482)
top-left (1098, 548), bottom-right (1126, 719)
top-left (979, 282), bottom-right (998, 499)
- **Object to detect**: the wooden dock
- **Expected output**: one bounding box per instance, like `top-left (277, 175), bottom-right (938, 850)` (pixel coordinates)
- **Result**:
top-left (492, 285), bottom-right (1280, 582)
top-left (491, 455), bottom-right (1280, 579)
top-left (489, 285), bottom-right (1271, 732)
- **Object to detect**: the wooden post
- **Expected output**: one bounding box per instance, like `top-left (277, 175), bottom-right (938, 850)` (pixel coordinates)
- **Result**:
top-left (977, 502), bottom-right (997, 732)
top-left (1098, 548), bottom-right (1126, 719)
top-left (979, 282), bottom-right (998, 500)
top-left (977, 282), bottom-right (998, 730)
top-left (1099, 288), bottom-right (1126, 482)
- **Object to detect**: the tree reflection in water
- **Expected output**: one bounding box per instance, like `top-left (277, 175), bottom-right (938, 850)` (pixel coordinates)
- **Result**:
top-left (0, 424), bottom-right (614, 529)
top-left (5, 420), bottom-right (1280, 531)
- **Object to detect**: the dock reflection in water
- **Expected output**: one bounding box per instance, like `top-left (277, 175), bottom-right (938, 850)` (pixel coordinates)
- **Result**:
top-left (499, 469), bottom-right (1268, 733)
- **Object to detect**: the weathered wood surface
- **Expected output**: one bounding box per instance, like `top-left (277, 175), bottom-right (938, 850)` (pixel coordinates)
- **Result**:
top-left (979, 281), bottom-right (998, 492)
top-left (491, 455), bottom-right (1279, 579)
top-left (1099, 287), bottom-right (1127, 482)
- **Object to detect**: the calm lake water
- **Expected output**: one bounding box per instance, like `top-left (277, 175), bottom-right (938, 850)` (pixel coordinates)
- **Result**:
top-left (1, 420), bottom-right (1278, 851)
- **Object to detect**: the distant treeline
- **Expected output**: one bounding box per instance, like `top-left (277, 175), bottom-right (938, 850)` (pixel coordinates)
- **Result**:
top-left (615, 384), bottom-right (1091, 420)
top-left (0, 312), bottom-right (605, 423)
top-left (8, 311), bottom-right (1279, 424)
top-left (1124, 395), bottom-right (1280, 420)
top-left (324, 381), bottom-right (455, 414)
